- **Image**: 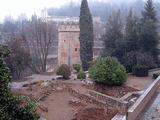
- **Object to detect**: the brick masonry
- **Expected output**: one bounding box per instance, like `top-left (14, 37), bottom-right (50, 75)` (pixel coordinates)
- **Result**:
top-left (88, 90), bottom-right (129, 114)
top-left (58, 22), bottom-right (81, 66)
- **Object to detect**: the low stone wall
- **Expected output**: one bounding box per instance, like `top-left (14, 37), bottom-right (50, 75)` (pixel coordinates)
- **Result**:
top-left (40, 82), bottom-right (129, 114)
top-left (66, 87), bottom-right (108, 109)
top-left (88, 90), bottom-right (129, 114)
top-left (127, 76), bottom-right (160, 120)
top-left (65, 87), bottom-right (128, 114)
top-left (149, 68), bottom-right (160, 72)
top-left (111, 114), bottom-right (126, 120)
top-left (149, 68), bottom-right (160, 76)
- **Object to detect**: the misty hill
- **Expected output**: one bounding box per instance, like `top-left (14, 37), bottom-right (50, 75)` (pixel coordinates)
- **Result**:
top-left (48, 0), bottom-right (160, 22)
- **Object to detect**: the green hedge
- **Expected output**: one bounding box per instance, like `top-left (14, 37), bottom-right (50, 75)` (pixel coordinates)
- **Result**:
top-left (132, 65), bottom-right (148, 77)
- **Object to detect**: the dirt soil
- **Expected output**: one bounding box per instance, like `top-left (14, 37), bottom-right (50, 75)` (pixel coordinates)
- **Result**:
top-left (38, 91), bottom-right (76, 120)
top-left (14, 79), bottom-right (143, 120)
top-left (12, 72), bottom-right (155, 120)
top-left (38, 91), bottom-right (117, 120)
top-left (73, 106), bottom-right (117, 120)
top-left (15, 81), bottom-right (118, 120)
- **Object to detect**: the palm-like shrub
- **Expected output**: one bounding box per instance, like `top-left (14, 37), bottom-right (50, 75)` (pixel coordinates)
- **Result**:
top-left (89, 57), bottom-right (127, 86)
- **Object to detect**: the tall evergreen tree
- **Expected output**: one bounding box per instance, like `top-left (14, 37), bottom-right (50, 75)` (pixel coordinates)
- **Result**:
top-left (125, 10), bottom-right (139, 52)
top-left (140, 0), bottom-right (159, 64)
top-left (102, 10), bottom-right (124, 62)
top-left (79, 0), bottom-right (94, 71)
top-left (122, 10), bottom-right (141, 72)
top-left (142, 0), bottom-right (157, 22)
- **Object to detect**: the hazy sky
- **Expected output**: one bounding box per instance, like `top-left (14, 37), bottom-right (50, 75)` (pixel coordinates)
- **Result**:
top-left (0, 0), bottom-right (81, 21)
top-left (0, 0), bottom-right (148, 21)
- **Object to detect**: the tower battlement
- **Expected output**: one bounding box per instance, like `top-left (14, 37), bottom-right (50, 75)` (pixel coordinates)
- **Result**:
top-left (58, 22), bottom-right (80, 66)
top-left (58, 22), bottom-right (80, 32)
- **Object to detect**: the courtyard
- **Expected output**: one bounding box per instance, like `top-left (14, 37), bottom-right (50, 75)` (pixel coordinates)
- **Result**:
top-left (11, 73), bottom-right (157, 120)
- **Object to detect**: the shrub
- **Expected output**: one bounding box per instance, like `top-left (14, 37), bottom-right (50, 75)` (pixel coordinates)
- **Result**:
top-left (122, 51), bottom-right (137, 73)
top-left (89, 57), bottom-right (127, 86)
top-left (136, 52), bottom-right (156, 69)
top-left (77, 71), bottom-right (86, 80)
top-left (132, 65), bottom-right (149, 77)
top-left (5, 39), bottom-right (32, 79)
top-left (73, 64), bottom-right (81, 73)
top-left (122, 51), bottom-right (156, 73)
top-left (56, 64), bottom-right (71, 79)
top-left (131, 52), bottom-right (156, 77)
top-left (0, 45), bottom-right (39, 120)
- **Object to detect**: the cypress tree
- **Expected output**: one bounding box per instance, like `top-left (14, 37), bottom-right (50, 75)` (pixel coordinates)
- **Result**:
top-left (140, 0), bottom-right (159, 64)
top-left (79, 0), bottom-right (94, 71)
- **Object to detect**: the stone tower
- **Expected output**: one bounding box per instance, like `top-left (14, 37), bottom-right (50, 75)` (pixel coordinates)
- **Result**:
top-left (58, 22), bottom-right (81, 66)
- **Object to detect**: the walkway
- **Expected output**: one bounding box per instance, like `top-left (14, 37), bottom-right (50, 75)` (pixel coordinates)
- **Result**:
top-left (11, 74), bottom-right (56, 90)
top-left (125, 75), bottom-right (154, 90)
top-left (141, 92), bottom-right (160, 120)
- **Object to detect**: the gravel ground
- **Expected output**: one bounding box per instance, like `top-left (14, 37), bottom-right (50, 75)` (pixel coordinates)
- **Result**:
top-left (141, 93), bottom-right (160, 120)
top-left (11, 74), bottom-right (57, 90)
top-left (125, 75), bottom-right (154, 90)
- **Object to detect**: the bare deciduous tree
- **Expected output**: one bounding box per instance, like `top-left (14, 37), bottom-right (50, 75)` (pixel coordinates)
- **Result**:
top-left (20, 15), bottom-right (57, 73)
top-left (6, 39), bottom-right (31, 79)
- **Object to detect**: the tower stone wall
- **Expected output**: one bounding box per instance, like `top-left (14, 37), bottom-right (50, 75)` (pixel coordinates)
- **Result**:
top-left (58, 22), bottom-right (81, 66)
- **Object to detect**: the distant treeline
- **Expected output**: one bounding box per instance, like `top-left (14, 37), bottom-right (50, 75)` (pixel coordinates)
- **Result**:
top-left (48, 0), bottom-right (160, 22)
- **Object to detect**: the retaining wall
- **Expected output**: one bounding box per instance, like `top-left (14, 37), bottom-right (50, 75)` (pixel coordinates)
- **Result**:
top-left (149, 68), bottom-right (160, 76)
top-left (65, 87), bottom-right (128, 114)
top-left (89, 90), bottom-right (129, 114)
top-left (48, 82), bottom-right (129, 114)
top-left (127, 76), bottom-right (160, 120)
top-left (66, 87), bottom-right (112, 110)
top-left (111, 114), bottom-right (126, 120)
